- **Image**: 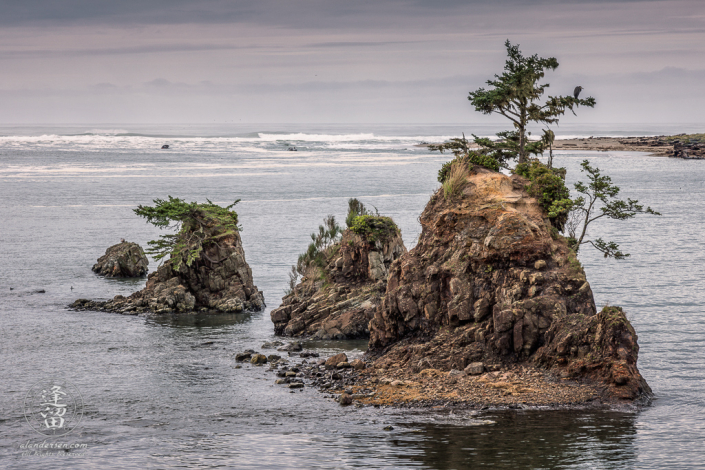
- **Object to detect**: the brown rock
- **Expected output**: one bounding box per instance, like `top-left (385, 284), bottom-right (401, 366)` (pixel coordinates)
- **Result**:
top-left (270, 226), bottom-right (406, 339)
top-left (92, 241), bottom-right (148, 278)
top-left (75, 227), bottom-right (263, 314)
top-left (350, 359), bottom-right (366, 370)
top-left (465, 362), bottom-right (485, 375)
top-left (250, 354), bottom-right (267, 365)
top-left (339, 393), bottom-right (353, 406)
top-left (366, 166), bottom-right (650, 404)
top-left (325, 353), bottom-right (348, 369)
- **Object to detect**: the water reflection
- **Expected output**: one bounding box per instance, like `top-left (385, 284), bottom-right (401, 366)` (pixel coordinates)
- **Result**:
top-left (393, 410), bottom-right (638, 469)
top-left (145, 311), bottom-right (255, 329)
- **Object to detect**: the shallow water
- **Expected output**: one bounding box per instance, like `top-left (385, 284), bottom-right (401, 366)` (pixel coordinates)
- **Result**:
top-left (1, 125), bottom-right (704, 469)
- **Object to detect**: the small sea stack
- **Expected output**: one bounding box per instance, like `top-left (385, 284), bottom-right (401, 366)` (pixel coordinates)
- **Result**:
top-left (73, 198), bottom-right (264, 315)
top-left (92, 241), bottom-right (149, 278)
top-left (271, 201), bottom-right (406, 339)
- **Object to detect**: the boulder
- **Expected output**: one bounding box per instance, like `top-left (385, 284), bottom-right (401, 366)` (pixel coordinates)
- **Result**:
top-left (339, 393), bottom-right (353, 406)
top-left (325, 353), bottom-right (348, 369)
top-left (92, 241), bottom-right (148, 278)
top-left (367, 166), bottom-right (651, 403)
top-left (271, 225), bottom-right (406, 339)
top-left (250, 354), bottom-right (267, 365)
top-left (465, 362), bottom-right (485, 376)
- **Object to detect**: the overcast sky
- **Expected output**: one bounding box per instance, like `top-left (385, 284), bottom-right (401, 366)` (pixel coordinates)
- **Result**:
top-left (1, 0), bottom-right (704, 124)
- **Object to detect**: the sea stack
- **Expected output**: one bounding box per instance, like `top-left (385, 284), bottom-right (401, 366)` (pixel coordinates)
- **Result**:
top-left (367, 165), bottom-right (651, 403)
top-left (92, 241), bottom-right (149, 278)
top-left (74, 220), bottom-right (264, 314)
top-left (271, 216), bottom-right (406, 340)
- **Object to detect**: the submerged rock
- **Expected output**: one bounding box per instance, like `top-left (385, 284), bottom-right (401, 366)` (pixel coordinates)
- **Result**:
top-left (92, 241), bottom-right (149, 278)
top-left (367, 166), bottom-right (651, 404)
top-left (271, 227), bottom-right (406, 339)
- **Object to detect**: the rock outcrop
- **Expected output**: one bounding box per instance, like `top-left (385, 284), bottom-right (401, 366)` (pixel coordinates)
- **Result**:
top-left (368, 166), bottom-right (651, 403)
top-left (92, 241), bottom-right (149, 278)
top-left (670, 140), bottom-right (705, 159)
top-left (73, 230), bottom-right (264, 315)
top-left (271, 228), bottom-right (406, 339)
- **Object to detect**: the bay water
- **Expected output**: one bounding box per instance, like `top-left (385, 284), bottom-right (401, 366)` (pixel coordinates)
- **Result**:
top-left (1, 124), bottom-right (704, 469)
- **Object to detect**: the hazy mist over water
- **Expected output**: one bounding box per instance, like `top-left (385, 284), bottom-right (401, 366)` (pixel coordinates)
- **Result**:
top-left (1, 125), bottom-right (704, 468)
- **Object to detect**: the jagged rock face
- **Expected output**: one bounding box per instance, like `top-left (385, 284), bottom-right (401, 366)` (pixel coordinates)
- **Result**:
top-left (73, 230), bottom-right (264, 315)
top-left (92, 242), bottom-right (149, 278)
top-left (368, 167), bottom-right (650, 402)
top-left (270, 229), bottom-right (406, 339)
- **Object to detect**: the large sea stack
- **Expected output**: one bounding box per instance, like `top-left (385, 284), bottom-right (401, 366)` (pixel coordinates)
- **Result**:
top-left (367, 166), bottom-right (651, 403)
top-left (271, 220), bottom-right (406, 339)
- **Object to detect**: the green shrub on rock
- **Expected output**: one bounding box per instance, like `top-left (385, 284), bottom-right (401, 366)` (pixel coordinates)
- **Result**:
top-left (349, 215), bottom-right (399, 243)
top-left (514, 159), bottom-right (572, 230)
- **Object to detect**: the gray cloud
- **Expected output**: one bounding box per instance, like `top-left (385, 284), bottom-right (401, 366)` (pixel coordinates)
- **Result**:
top-left (0, 0), bottom-right (679, 27)
top-left (0, 0), bottom-right (703, 124)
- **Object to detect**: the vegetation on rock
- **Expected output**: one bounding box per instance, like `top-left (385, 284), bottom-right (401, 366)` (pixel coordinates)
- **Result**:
top-left (431, 41), bottom-right (660, 260)
top-left (274, 199), bottom-right (406, 339)
top-left (565, 160), bottom-right (661, 259)
top-left (514, 159), bottom-right (572, 230)
top-left (345, 197), bottom-right (375, 228)
top-left (664, 133), bottom-right (705, 144)
top-left (288, 214), bottom-right (342, 292)
top-left (431, 134), bottom-right (501, 175)
top-left (349, 215), bottom-right (399, 243)
top-left (468, 40), bottom-right (595, 164)
top-left (135, 196), bottom-right (241, 271)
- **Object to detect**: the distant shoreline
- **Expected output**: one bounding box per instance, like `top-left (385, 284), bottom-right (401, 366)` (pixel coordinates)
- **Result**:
top-left (419, 134), bottom-right (705, 157)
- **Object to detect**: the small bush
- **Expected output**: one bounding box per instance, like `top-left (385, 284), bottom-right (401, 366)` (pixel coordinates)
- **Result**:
top-left (514, 159), bottom-right (572, 230)
top-left (345, 198), bottom-right (376, 228)
top-left (349, 215), bottom-right (399, 243)
top-left (438, 152), bottom-right (500, 183)
top-left (293, 215), bottom-right (342, 280)
top-left (442, 162), bottom-right (468, 200)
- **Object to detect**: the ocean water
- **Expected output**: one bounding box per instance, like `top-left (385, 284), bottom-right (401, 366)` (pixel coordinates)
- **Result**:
top-left (1, 124), bottom-right (704, 469)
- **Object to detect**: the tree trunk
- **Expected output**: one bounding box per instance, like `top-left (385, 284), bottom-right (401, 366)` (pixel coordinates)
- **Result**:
top-left (519, 124), bottom-right (526, 163)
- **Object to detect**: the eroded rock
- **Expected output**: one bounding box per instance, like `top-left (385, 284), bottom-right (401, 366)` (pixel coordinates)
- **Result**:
top-left (92, 241), bottom-right (148, 278)
top-left (367, 166), bottom-right (651, 403)
top-left (271, 227), bottom-right (406, 339)
top-left (73, 229), bottom-right (263, 314)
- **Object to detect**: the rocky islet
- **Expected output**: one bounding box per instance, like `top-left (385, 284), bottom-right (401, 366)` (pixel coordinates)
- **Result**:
top-left (270, 222), bottom-right (406, 340)
top-left (72, 226), bottom-right (264, 315)
top-left (260, 163), bottom-right (652, 408)
top-left (92, 241), bottom-right (149, 278)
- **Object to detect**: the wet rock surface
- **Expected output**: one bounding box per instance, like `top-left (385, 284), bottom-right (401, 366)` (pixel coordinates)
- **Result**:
top-left (365, 166), bottom-right (651, 404)
top-left (72, 230), bottom-right (264, 315)
top-left (670, 140), bottom-right (705, 159)
top-left (92, 241), bottom-right (149, 278)
top-left (245, 346), bottom-right (628, 411)
top-left (271, 229), bottom-right (406, 339)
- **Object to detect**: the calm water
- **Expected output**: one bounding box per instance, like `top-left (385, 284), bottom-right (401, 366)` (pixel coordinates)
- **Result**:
top-left (1, 124), bottom-right (704, 469)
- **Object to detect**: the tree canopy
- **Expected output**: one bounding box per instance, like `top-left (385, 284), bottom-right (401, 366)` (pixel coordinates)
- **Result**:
top-left (134, 196), bottom-right (241, 270)
top-left (565, 160), bottom-right (660, 259)
top-left (468, 40), bottom-right (595, 164)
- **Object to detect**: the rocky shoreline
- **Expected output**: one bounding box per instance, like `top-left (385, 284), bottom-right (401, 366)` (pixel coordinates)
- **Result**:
top-left (236, 342), bottom-right (648, 410)
top-left (420, 134), bottom-right (704, 158)
top-left (553, 135), bottom-right (704, 158)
